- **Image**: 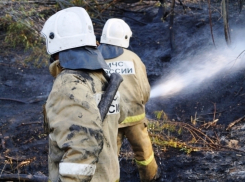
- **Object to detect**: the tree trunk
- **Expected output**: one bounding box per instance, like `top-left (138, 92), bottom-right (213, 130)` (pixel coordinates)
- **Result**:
top-left (208, 0), bottom-right (216, 47)
top-left (222, 0), bottom-right (231, 45)
top-left (169, 0), bottom-right (175, 51)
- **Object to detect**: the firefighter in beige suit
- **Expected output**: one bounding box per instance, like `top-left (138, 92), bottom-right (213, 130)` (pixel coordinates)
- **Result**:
top-left (98, 19), bottom-right (161, 182)
top-left (41, 8), bottom-right (126, 182)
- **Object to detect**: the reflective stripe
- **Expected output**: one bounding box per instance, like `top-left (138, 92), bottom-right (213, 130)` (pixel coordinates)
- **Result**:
top-left (135, 152), bottom-right (154, 166)
top-left (59, 162), bottom-right (96, 176)
top-left (121, 113), bottom-right (145, 124)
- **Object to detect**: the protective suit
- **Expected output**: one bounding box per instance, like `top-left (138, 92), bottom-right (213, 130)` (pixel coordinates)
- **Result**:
top-left (41, 7), bottom-right (126, 182)
top-left (45, 61), bottom-right (124, 182)
top-left (99, 18), bottom-right (160, 182)
top-left (102, 48), bottom-right (150, 127)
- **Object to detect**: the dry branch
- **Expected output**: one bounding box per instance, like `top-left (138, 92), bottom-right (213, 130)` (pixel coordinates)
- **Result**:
top-left (14, 157), bottom-right (36, 171)
top-left (20, 121), bottom-right (42, 126)
top-left (234, 87), bottom-right (243, 97)
top-left (4, 156), bottom-right (37, 163)
top-left (201, 119), bottom-right (219, 129)
top-left (226, 115), bottom-right (245, 130)
top-left (184, 122), bottom-right (215, 144)
top-left (209, 143), bottom-right (245, 153)
top-left (230, 50), bottom-right (245, 71)
top-left (148, 118), bottom-right (244, 153)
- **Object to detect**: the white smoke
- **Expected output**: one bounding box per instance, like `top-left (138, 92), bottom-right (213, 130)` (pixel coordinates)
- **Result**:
top-left (150, 31), bottom-right (245, 98)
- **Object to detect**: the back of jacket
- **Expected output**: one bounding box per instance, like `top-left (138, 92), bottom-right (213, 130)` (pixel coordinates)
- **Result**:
top-left (104, 49), bottom-right (151, 128)
top-left (45, 61), bottom-right (124, 182)
top-left (89, 72), bottom-right (126, 182)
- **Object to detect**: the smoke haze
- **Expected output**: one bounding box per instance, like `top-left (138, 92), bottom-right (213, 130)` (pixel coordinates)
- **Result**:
top-left (150, 32), bottom-right (245, 98)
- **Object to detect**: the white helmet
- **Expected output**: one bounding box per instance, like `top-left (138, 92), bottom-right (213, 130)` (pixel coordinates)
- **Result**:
top-left (41, 7), bottom-right (96, 55)
top-left (100, 18), bottom-right (132, 48)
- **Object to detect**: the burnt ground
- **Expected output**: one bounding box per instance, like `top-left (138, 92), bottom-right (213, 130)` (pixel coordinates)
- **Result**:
top-left (1, 1), bottom-right (245, 182)
top-left (0, 57), bottom-right (51, 177)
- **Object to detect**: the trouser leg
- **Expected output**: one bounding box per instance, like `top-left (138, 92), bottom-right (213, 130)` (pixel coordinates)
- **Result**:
top-left (124, 119), bottom-right (158, 182)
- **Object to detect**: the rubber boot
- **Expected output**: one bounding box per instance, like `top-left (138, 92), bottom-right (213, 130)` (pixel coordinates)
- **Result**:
top-left (151, 167), bottom-right (162, 182)
top-left (123, 120), bottom-right (159, 182)
top-left (137, 157), bottom-right (158, 182)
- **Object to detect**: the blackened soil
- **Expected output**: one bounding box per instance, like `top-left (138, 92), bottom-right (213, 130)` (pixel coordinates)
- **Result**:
top-left (0, 58), bottom-right (52, 177)
top-left (116, 2), bottom-right (245, 181)
top-left (1, 1), bottom-right (245, 182)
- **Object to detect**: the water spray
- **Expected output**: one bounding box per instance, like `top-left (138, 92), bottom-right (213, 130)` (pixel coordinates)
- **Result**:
top-left (150, 38), bottom-right (245, 99)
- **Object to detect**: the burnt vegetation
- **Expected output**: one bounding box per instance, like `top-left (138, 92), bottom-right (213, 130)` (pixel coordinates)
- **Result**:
top-left (1, 0), bottom-right (245, 181)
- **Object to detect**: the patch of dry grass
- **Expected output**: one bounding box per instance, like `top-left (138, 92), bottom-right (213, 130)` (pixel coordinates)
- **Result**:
top-left (148, 110), bottom-right (244, 154)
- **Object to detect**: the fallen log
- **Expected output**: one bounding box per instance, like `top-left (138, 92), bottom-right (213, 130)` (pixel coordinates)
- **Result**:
top-left (0, 174), bottom-right (48, 182)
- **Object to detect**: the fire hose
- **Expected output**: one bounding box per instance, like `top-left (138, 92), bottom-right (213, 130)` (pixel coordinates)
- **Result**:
top-left (98, 72), bottom-right (123, 122)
